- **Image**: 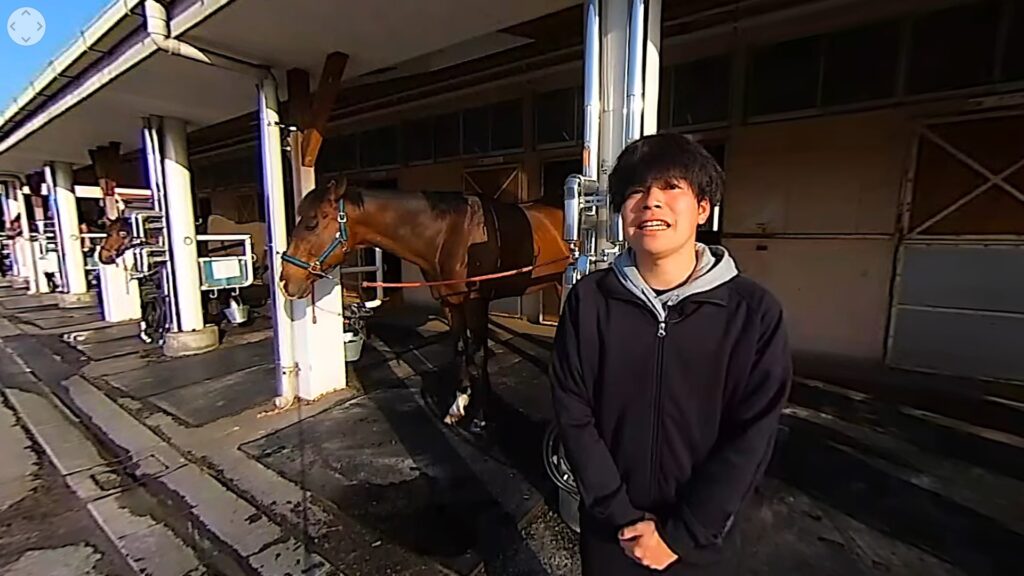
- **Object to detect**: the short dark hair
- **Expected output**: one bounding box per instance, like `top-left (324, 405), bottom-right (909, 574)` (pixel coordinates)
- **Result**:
top-left (608, 132), bottom-right (724, 212)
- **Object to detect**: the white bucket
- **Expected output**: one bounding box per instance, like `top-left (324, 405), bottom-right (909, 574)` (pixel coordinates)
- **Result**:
top-left (343, 331), bottom-right (364, 362)
top-left (224, 297), bottom-right (249, 324)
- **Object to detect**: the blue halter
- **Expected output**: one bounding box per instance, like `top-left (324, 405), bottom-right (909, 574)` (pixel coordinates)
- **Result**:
top-left (280, 198), bottom-right (349, 277)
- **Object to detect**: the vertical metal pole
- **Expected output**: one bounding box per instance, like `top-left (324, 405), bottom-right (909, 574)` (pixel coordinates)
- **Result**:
top-left (583, 0), bottom-right (601, 182)
top-left (600, 0), bottom-right (629, 252)
top-left (624, 0), bottom-right (646, 144)
top-left (144, 117), bottom-right (179, 331)
top-left (47, 162), bottom-right (88, 295)
top-left (160, 117), bottom-right (205, 332)
top-left (258, 78), bottom-right (300, 409)
top-left (642, 0), bottom-right (662, 137)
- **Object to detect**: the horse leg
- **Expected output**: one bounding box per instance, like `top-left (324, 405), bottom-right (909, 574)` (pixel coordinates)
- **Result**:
top-left (444, 302), bottom-right (472, 424)
top-left (464, 297), bottom-right (491, 434)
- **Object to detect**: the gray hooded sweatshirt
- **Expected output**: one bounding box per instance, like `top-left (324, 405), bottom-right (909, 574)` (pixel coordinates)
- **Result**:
top-left (611, 243), bottom-right (739, 322)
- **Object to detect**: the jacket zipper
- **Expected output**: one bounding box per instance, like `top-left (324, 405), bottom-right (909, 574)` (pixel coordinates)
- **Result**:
top-left (649, 320), bottom-right (666, 499)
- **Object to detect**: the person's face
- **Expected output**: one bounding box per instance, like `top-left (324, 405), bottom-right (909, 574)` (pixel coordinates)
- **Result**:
top-left (621, 178), bottom-right (710, 259)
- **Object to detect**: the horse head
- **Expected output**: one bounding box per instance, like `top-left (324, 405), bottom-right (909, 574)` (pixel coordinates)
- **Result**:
top-left (280, 178), bottom-right (359, 299)
top-left (97, 217), bottom-right (133, 265)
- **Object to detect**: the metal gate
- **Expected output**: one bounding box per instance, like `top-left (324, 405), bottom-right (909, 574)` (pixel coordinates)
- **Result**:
top-left (887, 110), bottom-right (1024, 383)
top-left (463, 164), bottom-right (525, 317)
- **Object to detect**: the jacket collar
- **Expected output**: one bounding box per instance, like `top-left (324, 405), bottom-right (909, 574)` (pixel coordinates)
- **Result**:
top-left (597, 266), bottom-right (731, 308)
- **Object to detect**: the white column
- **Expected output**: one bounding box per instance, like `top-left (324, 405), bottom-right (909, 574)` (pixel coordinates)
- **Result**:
top-left (98, 259), bottom-right (142, 322)
top-left (287, 130), bottom-right (348, 402)
top-left (159, 117), bottom-right (205, 332)
top-left (19, 186), bottom-right (48, 294)
top-left (47, 162), bottom-right (89, 295)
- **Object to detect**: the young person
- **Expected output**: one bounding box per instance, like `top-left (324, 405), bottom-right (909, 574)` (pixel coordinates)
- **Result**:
top-left (550, 133), bottom-right (792, 575)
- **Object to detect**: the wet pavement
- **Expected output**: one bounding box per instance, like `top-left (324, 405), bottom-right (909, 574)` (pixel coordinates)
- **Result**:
top-left (0, 393), bottom-right (135, 576)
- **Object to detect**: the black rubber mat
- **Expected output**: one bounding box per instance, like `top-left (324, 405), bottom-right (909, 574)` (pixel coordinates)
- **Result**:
top-left (105, 338), bottom-right (274, 398)
top-left (77, 337), bottom-right (156, 361)
top-left (0, 295), bottom-right (58, 310)
top-left (148, 363), bottom-right (277, 427)
top-left (14, 307), bottom-right (99, 320)
top-left (240, 386), bottom-right (545, 576)
top-left (23, 313), bottom-right (105, 330)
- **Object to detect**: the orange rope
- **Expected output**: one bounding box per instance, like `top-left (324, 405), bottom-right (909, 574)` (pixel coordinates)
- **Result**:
top-left (360, 255), bottom-right (570, 289)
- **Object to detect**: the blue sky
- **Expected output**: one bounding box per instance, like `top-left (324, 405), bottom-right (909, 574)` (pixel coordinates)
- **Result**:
top-left (1, 0), bottom-right (113, 112)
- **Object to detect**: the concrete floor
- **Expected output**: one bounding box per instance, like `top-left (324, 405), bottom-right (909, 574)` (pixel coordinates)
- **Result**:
top-left (0, 283), bottom-right (1020, 576)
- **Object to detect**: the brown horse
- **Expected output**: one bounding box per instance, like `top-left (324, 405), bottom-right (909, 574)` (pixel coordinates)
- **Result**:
top-left (97, 217), bottom-right (135, 265)
top-left (280, 178), bottom-right (569, 434)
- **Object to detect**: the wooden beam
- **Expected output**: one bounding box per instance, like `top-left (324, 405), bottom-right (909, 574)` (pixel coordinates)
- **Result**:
top-left (301, 52), bottom-right (349, 167)
top-left (88, 142), bottom-right (123, 196)
top-left (286, 68), bottom-right (311, 130)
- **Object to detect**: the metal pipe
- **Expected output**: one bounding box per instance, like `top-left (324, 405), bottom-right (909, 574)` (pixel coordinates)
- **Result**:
top-left (602, 0), bottom-right (629, 248)
top-left (582, 0), bottom-right (601, 181)
top-left (563, 175), bottom-right (582, 244)
top-left (143, 0), bottom-right (269, 80)
top-left (362, 247), bottom-right (384, 309)
top-left (624, 0), bottom-right (646, 145)
top-left (258, 77), bottom-right (299, 410)
top-left (642, 0), bottom-right (662, 137)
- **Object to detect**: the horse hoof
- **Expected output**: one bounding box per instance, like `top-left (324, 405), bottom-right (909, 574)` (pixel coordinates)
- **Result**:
top-left (445, 391), bottom-right (470, 424)
top-left (468, 418), bottom-right (488, 436)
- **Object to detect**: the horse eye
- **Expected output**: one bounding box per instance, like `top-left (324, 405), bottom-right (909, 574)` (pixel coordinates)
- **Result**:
top-left (304, 220), bottom-right (318, 231)
top-left (118, 230), bottom-right (129, 238)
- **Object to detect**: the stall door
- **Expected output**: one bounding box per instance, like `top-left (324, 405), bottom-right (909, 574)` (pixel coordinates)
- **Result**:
top-left (888, 112), bottom-right (1024, 383)
top-left (463, 164), bottom-right (524, 317)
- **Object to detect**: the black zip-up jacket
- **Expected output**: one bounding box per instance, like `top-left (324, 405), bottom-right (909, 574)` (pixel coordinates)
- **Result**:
top-left (550, 253), bottom-right (791, 564)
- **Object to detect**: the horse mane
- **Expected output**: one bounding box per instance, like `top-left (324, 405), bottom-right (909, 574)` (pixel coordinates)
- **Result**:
top-left (421, 190), bottom-right (468, 216)
top-left (302, 182), bottom-right (470, 219)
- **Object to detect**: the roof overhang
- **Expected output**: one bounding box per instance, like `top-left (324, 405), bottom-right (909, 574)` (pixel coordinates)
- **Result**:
top-left (0, 0), bottom-right (579, 174)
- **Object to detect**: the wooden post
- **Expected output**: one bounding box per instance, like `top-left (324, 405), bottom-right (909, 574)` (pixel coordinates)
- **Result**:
top-left (283, 52), bottom-right (353, 402)
top-left (89, 142), bottom-right (123, 220)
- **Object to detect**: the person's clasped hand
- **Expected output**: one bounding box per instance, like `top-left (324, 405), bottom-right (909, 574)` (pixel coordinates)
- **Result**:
top-left (618, 514), bottom-right (679, 571)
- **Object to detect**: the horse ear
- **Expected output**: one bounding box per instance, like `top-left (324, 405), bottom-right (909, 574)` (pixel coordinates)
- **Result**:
top-left (328, 177), bottom-right (348, 202)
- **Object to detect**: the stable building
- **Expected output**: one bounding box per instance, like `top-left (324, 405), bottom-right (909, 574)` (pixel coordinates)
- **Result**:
top-left (2, 0), bottom-right (1022, 385)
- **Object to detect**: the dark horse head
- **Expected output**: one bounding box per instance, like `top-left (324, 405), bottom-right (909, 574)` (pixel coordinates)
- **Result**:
top-left (280, 178), bottom-right (362, 299)
top-left (97, 217), bottom-right (133, 265)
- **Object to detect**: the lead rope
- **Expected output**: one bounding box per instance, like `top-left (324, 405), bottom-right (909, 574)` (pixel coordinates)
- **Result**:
top-left (310, 280), bottom-right (317, 324)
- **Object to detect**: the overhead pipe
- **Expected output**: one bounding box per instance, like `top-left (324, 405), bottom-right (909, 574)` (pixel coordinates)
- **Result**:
top-left (143, 0), bottom-right (270, 81)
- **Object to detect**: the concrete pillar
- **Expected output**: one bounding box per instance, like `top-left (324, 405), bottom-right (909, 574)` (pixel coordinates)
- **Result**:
top-left (158, 117), bottom-right (217, 356)
top-left (286, 130), bottom-right (348, 402)
top-left (18, 186), bottom-right (48, 294)
top-left (98, 260), bottom-right (142, 323)
top-left (47, 162), bottom-right (96, 308)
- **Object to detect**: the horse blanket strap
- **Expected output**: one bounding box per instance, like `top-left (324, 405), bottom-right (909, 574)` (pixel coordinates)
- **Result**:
top-left (280, 197), bottom-right (349, 277)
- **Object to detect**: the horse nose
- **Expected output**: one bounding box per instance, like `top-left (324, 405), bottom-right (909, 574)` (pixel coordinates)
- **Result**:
top-left (279, 276), bottom-right (310, 300)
